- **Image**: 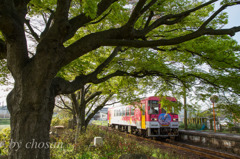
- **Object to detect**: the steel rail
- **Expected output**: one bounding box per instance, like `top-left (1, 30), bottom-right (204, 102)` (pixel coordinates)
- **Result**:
top-left (98, 125), bottom-right (240, 159)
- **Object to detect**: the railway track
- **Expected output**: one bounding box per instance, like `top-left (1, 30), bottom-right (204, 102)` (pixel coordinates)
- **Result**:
top-left (98, 125), bottom-right (240, 159)
top-left (132, 135), bottom-right (240, 159)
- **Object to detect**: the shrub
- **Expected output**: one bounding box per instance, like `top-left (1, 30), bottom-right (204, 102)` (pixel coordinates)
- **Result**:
top-left (51, 116), bottom-right (61, 126)
top-left (0, 127), bottom-right (10, 155)
top-left (51, 115), bottom-right (70, 127)
top-left (50, 125), bottom-right (180, 159)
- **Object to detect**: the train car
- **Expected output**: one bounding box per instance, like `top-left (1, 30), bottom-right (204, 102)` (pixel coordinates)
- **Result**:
top-left (107, 96), bottom-right (179, 137)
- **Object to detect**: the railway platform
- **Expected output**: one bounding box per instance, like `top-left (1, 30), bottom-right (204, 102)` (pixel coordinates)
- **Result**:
top-left (179, 130), bottom-right (240, 156)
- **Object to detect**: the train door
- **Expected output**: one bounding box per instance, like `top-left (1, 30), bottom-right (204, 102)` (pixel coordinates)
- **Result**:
top-left (109, 110), bottom-right (111, 125)
top-left (108, 110), bottom-right (111, 125)
top-left (141, 104), bottom-right (146, 129)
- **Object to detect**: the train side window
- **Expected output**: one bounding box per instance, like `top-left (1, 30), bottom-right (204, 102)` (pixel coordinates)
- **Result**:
top-left (126, 107), bottom-right (130, 116)
top-left (142, 104), bottom-right (145, 115)
top-left (149, 100), bottom-right (159, 114)
top-left (161, 108), bottom-right (166, 114)
top-left (131, 107), bottom-right (134, 116)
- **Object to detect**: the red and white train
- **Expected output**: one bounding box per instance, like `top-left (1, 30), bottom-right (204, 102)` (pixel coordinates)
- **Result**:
top-left (107, 96), bottom-right (179, 137)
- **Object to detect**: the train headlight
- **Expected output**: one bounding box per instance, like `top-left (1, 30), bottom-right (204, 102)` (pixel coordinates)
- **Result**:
top-left (173, 118), bottom-right (178, 122)
top-left (151, 118), bottom-right (157, 121)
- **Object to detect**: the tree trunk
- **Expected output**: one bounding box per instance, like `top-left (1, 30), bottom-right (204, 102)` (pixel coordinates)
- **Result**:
top-left (7, 81), bottom-right (55, 159)
top-left (79, 105), bottom-right (86, 133)
top-left (210, 119), bottom-right (213, 130)
top-left (75, 106), bottom-right (86, 144)
top-left (75, 117), bottom-right (80, 144)
top-left (183, 86), bottom-right (188, 130)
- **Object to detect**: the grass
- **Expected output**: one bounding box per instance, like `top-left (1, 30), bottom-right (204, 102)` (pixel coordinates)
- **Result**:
top-left (0, 118), bottom-right (10, 125)
top-left (91, 120), bottom-right (108, 127)
top-left (0, 118), bottom-right (10, 131)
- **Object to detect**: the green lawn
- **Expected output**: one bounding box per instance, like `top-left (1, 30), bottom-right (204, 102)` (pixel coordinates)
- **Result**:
top-left (91, 120), bottom-right (108, 126)
top-left (0, 119), bottom-right (10, 131)
top-left (0, 119), bottom-right (10, 125)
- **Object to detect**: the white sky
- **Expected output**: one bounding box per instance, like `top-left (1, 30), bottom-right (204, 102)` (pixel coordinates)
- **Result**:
top-left (0, 2), bottom-right (239, 106)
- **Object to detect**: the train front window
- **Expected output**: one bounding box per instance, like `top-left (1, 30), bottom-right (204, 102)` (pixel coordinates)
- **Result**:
top-left (148, 100), bottom-right (159, 114)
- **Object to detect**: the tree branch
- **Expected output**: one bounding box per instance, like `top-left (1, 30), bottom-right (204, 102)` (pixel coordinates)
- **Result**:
top-left (71, 93), bottom-right (80, 115)
top-left (0, 39), bottom-right (7, 60)
top-left (184, 48), bottom-right (240, 70)
top-left (55, 104), bottom-right (72, 111)
top-left (59, 95), bottom-right (72, 110)
top-left (199, 1), bottom-right (240, 30)
top-left (85, 93), bottom-right (114, 125)
top-left (13, 0), bottom-right (30, 22)
top-left (84, 84), bottom-right (92, 95)
top-left (89, 9), bottom-right (112, 25)
top-left (99, 26), bottom-right (240, 47)
top-left (85, 91), bottom-right (102, 104)
top-left (40, 11), bottom-right (54, 40)
top-left (88, 46), bottom-right (121, 77)
top-left (0, 1), bottom-right (29, 78)
top-left (64, 0), bottom-right (118, 42)
top-left (141, 0), bottom-right (218, 36)
top-left (25, 19), bottom-right (40, 42)
top-left (144, 11), bottom-right (154, 29)
top-left (86, 95), bottom-right (100, 116)
top-left (39, 0), bottom-right (71, 44)
top-left (125, 0), bottom-right (148, 28)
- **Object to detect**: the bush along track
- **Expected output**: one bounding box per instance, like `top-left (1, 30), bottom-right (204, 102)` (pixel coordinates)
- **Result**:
top-left (50, 125), bottom-right (186, 159)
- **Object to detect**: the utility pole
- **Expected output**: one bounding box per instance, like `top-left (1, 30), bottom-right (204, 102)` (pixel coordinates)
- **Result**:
top-left (210, 95), bottom-right (219, 133)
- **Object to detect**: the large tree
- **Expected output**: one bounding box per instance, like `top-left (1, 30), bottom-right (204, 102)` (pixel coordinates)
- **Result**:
top-left (0, 0), bottom-right (240, 158)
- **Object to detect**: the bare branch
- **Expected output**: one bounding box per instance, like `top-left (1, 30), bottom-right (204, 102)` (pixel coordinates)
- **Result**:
top-left (86, 95), bottom-right (100, 116)
top-left (55, 104), bottom-right (72, 111)
top-left (25, 19), bottom-right (40, 42)
top-left (59, 95), bottom-right (72, 110)
top-left (85, 93), bottom-right (114, 125)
